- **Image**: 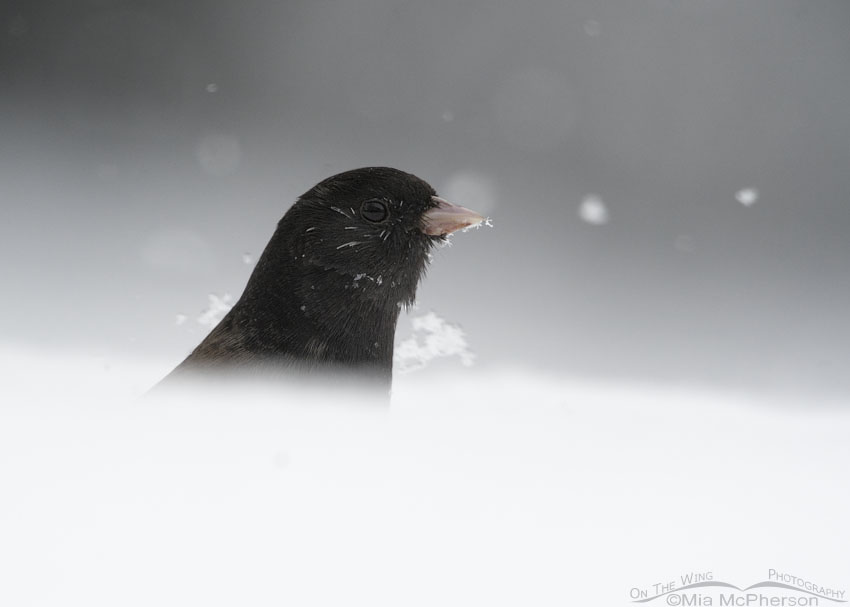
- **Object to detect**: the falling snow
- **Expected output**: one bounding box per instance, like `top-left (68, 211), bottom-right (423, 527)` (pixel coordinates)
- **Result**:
top-left (736, 188), bottom-right (759, 207)
top-left (583, 19), bottom-right (600, 36)
top-left (394, 311), bottom-right (475, 373)
top-left (578, 195), bottom-right (609, 225)
top-left (197, 293), bottom-right (233, 327)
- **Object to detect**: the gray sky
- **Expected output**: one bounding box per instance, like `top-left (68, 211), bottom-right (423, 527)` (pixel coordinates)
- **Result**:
top-left (2, 0), bottom-right (849, 399)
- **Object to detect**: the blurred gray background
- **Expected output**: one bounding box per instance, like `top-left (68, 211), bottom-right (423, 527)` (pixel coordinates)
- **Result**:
top-left (1, 0), bottom-right (848, 399)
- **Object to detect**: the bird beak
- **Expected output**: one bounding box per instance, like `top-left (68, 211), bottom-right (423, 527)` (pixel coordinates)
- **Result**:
top-left (421, 196), bottom-right (485, 236)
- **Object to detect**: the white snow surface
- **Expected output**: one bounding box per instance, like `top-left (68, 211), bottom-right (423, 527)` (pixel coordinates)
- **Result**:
top-left (1, 343), bottom-right (848, 606)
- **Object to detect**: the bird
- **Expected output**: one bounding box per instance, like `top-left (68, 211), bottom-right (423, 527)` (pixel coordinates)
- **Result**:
top-left (155, 167), bottom-right (484, 394)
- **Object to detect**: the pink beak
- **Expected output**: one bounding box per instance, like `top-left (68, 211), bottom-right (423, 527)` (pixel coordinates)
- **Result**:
top-left (421, 196), bottom-right (485, 236)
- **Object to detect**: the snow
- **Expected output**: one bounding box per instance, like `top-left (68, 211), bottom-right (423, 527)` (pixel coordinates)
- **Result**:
top-left (394, 311), bottom-right (475, 373)
top-left (461, 216), bottom-right (493, 232)
top-left (329, 206), bottom-right (352, 218)
top-left (0, 343), bottom-right (848, 606)
top-left (736, 188), bottom-right (759, 207)
top-left (579, 194), bottom-right (609, 225)
top-left (583, 19), bottom-right (601, 36)
top-left (196, 293), bottom-right (233, 327)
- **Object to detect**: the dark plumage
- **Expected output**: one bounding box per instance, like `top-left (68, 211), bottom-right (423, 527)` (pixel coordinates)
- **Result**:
top-left (157, 167), bottom-right (483, 392)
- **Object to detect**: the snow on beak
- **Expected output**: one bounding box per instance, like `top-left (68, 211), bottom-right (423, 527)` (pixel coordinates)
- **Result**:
top-left (421, 196), bottom-right (485, 236)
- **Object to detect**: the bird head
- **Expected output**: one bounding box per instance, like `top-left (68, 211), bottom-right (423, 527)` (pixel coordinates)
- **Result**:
top-left (288, 167), bottom-right (484, 307)
top-left (158, 167), bottom-right (485, 391)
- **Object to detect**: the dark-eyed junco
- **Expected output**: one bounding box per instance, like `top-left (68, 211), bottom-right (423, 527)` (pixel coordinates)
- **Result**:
top-left (156, 167), bottom-right (483, 392)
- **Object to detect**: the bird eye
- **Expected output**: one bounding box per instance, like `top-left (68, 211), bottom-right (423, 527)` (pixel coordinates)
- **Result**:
top-left (360, 199), bottom-right (389, 223)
